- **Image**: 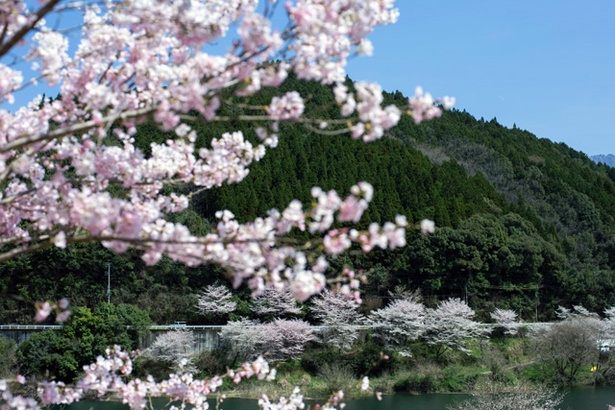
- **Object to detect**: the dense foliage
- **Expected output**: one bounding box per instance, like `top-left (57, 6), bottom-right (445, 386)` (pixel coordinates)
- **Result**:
top-left (2, 78), bottom-right (615, 323)
top-left (397, 108), bottom-right (615, 316)
top-left (17, 303), bottom-right (150, 381)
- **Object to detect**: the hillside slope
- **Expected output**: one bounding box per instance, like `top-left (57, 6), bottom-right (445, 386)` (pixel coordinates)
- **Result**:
top-left (2, 78), bottom-right (614, 322)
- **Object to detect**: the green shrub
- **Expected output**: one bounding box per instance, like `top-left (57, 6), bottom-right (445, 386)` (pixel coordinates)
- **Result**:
top-left (17, 304), bottom-right (151, 382)
top-left (300, 348), bottom-right (340, 375)
top-left (520, 362), bottom-right (558, 384)
top-left (345, 341), bottom-right (403, 377)
top-left (393, 373), bottom-right (434, 393)
top-left (273, 359), bottom-right (302, 375)
top-left (436, 365), bottom-right (481, 392)
top-left (193, 350), bottom-right (232, 377)
top-left (392, 362), bottom-right (482, 394)
top-left (0, 336), bottom-right (17, 378)
top-left (392, 362), bottom-right (440, 393)
top-left (17, 331), bottom-right (78, 381)
top-left (132, 356), bottom-right (173, 381)
top-left (318, 363), bottom-right (356, 395)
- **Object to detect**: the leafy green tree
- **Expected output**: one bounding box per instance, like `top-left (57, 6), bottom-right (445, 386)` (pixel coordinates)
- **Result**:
top-left (17, 331), bottom-right (77, 381)
top-left (17, 304), bottom-right (150, 382)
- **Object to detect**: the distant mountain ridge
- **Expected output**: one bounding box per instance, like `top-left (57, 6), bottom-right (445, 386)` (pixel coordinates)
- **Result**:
top-left (591, 154), bottom-right (615, 167)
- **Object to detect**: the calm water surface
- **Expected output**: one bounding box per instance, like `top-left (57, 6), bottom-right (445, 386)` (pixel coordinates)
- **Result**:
top-left (58, 386), bottom-right (615, 410)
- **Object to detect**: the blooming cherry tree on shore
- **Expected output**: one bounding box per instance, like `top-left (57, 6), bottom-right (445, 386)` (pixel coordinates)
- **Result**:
top-left (0, 0), bottom-right (453, 408)
top-left (422, 298), bottom-right (485, 360)
top-left (219, 318), bottom-right (314, 362)
top-left (251, 286), bottom-right (302, 320)
top-left (311, 289), bottom-right (365, 351)
top-left (196, 284), bottom-right (237, 321)
top-left (491, 308), bottom-right (519, 336)
top-left (144, 329), bottom-right (197, 372)
top-left (368, 297), bottom-right (425, 354)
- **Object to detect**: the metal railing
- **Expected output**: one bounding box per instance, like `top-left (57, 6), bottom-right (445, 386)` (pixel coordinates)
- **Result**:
top-left (0, 322), bottom-right (556, 331)
top-left (0, 324), bottom-right (63, 330)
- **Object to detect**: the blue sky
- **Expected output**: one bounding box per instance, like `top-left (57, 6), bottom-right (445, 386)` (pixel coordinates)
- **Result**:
top-left (346, 0), bottom-right (615, 156)
top-left (9, 1), bottom-right (615, 156)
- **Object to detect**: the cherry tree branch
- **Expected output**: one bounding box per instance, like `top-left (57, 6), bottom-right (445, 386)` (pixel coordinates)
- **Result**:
top-left (0, 0), bottom-right (62, 58)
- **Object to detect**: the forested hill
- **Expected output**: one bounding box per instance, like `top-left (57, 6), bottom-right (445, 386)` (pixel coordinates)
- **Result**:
top-left (200, 78), bottom-right (615, 319)
top-left (387, 104), bottom-right (615, 318)
top-left (2, 77), bottom-right (615, 324)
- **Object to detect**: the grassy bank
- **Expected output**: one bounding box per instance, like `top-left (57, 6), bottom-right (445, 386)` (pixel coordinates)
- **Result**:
top-left (201, 336), bottom-right (609, 402)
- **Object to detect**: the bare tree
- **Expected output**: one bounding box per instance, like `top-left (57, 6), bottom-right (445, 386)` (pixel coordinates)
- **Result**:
top-left (453, 380), bottom-right (564, 410)
top-left (422, 298), bottom-right (485, 360)
top-left (196, 284), bottom-right (237, 322)
top-left (368, 297), bottom-right (425, 355)
top-left (311, 289), bottom-right (365, 351)
top-left (478, 342), bottom-right (507, 380)
top-left (251, 286), bottom-right (302, 320)
top-left (531, 309), bottom-right (601, 384)
top-left (387, 285), bottom-right (423, 301)
top-left (490, 308), bottom-right (519, 336)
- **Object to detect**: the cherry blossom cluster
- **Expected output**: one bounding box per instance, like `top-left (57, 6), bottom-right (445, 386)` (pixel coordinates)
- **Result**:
top-left (266, 92), bottom-right (305, 121)
top-left (145, 330), bottom-right (197, 372)
top-left (220, 318), bottom-right (314, 362)
top-left (408, 86), bottom-right (455, 124)
top-left (196, 284), bottom-right (238, 317)
top-left (0, 1), bottom-right (455, 408)
top-left (259, 383), bottom-right (363, 411)
top-left (368, 298), bottom-right (426, 349)
top-left (197, 182), bottom-right (409, 301)
top-left (259, 386), bottom-right (306, 410)
top-left (251, 286), bottom-right (302, 318)
top-left (0, 378), bottom-right (38, 410)
top-left (34, 298), bottom-right (71, 323)
top-left (0, 346), bottom-right (277, 410)
top-left (420, 218), bottom-right (436, 234)
top-left (490, 308), bottom-right (520, 336)
top-left (422, 298), bottom-right (486, 355)
top-left (328, 267), bottom-right (365, 304)
top-left (0, 65), bottom-right (22, 104)
top-left (286, 0), bottom-right (399, 84)
top-left (311, 289), bottom-right (365, 351)
top-left (0, 0), bottom-right (454, 307)
top-left (333, 82), bottom-right (401, 141)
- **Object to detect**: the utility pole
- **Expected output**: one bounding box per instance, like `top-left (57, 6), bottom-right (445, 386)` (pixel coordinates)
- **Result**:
top-left (535, 288), bottom-right (539, 322)
top-left (464, 281), bottom-right (468, 305)
top-left (106, 262), bottom-right (111, 304)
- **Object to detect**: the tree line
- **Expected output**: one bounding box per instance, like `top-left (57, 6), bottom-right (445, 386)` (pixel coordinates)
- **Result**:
top-left (2, 76), bottom-right (615, 323)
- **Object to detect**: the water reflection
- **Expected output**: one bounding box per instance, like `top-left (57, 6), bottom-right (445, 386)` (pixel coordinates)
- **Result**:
top-left (55, 386), bottom-right (615, 410)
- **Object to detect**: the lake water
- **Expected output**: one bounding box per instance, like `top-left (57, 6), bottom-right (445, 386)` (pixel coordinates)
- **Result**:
top-left (58, 386), bottom-right (615, 409)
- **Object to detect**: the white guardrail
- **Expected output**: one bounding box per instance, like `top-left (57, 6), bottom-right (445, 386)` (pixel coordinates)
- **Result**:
top-left (0, 322), bottom-right (556, 331)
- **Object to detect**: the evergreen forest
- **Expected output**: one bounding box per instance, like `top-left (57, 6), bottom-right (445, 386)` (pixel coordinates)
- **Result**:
top-left (2, 75), bottom-right (615, 324)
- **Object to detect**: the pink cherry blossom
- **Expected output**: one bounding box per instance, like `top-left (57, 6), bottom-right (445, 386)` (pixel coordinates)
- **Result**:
top-left (420, 218), bottom-right (436, 234)
top-left (0, 1), bottom-right (453, 407)
top-left (0, 64), bottom-right (22, 104)
top-left (267, 91), bottom-right (305, 121)
top-left (34, 301), bottom-right (52, 322)
top-left (361, 376), bottom-right (370, 391)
